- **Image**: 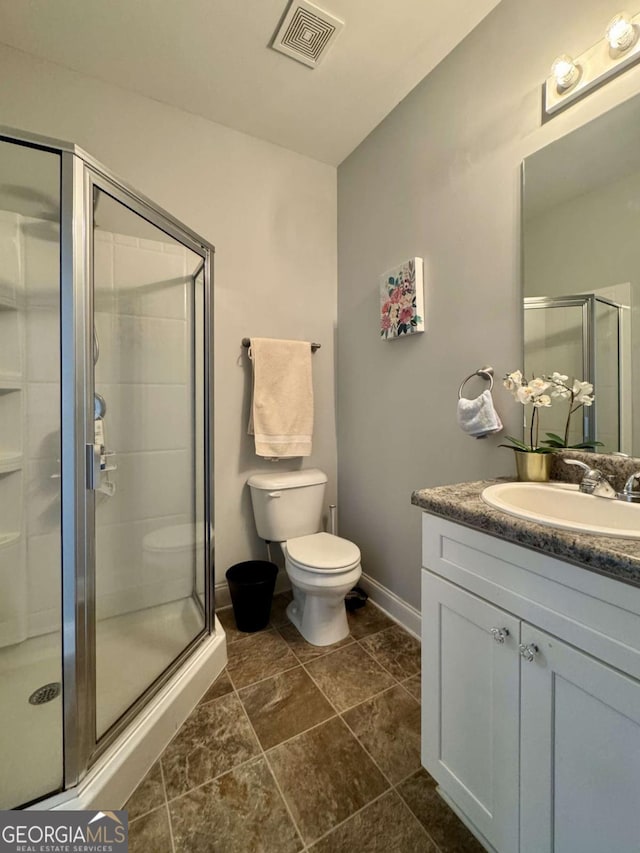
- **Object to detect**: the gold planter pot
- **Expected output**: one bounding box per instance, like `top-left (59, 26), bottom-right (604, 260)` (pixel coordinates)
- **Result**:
top-left (513, 450), bottom-right (553, 482)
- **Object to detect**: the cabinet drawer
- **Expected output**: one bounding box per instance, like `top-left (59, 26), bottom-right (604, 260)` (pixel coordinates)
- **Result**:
top-left (422, 514), bottom-right (640, 680)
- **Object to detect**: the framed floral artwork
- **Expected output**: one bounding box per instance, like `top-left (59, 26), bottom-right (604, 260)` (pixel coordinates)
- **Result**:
top-left (379, 257), bottom-right (424, 340)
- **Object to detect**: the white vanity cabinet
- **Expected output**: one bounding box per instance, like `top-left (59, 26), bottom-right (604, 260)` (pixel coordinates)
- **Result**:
top-left (420, 514), bottom-right (640, 853)
top-left (422, 572), bottom-right (520, 853)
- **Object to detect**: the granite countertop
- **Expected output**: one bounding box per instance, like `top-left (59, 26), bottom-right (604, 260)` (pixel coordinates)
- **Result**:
top-left (411, 478), bottom-right (640, 588)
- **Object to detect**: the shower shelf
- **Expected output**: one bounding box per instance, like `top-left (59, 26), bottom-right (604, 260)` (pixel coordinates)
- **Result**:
top-left (0, 373), bottom-right (22, 391)
top-left (0, 452), bottom-right (22, 474)
top-left (0, 531), bottom-right (20, 550)
top-left (0, 285), bottom-right (17, 311)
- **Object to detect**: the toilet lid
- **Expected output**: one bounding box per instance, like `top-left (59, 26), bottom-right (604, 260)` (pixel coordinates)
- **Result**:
top-left (286, 532), bottom-right (360, 570)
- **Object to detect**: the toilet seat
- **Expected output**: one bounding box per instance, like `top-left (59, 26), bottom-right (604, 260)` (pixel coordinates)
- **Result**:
top-left (285, 532), bottom-right (360, 573)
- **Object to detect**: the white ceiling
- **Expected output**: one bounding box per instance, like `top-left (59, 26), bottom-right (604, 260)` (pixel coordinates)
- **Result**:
top-left (0, 0), bottom-right (501, 165)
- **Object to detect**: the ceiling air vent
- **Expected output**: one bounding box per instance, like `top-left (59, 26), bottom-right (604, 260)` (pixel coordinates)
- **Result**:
top-left (272, 0), bottom-right (344, 68)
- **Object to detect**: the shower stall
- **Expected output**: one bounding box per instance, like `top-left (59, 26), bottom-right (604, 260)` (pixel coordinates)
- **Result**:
top-left (0, 127), bottom-right (222, 810)
top-left (524, 294), bottom-right (630, 453)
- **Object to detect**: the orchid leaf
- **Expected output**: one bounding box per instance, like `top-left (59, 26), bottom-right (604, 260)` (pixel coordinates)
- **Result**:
top-left (544, 432), bottom-right (566, 444)
top-left (568, 441), bottom-right (604, 449)
top-left (498, 436), bottom-right (532, 452)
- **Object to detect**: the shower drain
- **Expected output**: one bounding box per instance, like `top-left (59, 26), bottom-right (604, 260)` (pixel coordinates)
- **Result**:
top-left (29, 682), bottom-right (61, 705)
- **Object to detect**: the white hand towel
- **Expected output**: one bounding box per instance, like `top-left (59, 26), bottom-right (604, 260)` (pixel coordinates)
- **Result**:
top-left (457, 389), bottom-right (503, 439)
top-left (248, 337), bottom-right (314, 458)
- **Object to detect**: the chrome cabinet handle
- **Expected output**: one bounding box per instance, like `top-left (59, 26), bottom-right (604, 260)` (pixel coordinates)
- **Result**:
top-left (519, 642), bottom-right (539, 662)
top-left (490, 627), bottom-right (510, 644)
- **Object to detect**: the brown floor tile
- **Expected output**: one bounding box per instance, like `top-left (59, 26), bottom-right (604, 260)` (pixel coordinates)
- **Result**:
top-left (397, 768), bottom-right (485, 853)
top-left (308, 791), bottom-right (436, 853)
top-left (129, 805), bottom-right (173, 853)
top-left (217, 594), bottom-right (293, 641)
top-left (342, 685), bottom-right (421, 784)
top-left (267, 716), bottom-right (388, 845)
top-left (124, 761), bottom-right (165, 821)
top-left (360, 625), bottom-right (421, 680)
top-left (270, 590), bottom-right (294, 627)
top-left (199, 669), bottom-right (234, 704)
top-left (277, 621), bottom-right (354, 664)
top-left (226, 628), bottom-right (298, 689)
top-left (239, 666), bottom-right (334, 750)
top-left (402, 673), bottom-right (421, 703)
top-left (169, 756), bottom-right (302, 853)
top-left (347, 602), bottom-right (395, 640)
top-left (161, 692), bottom-right (260, 799)
top-left (305, 643), bottom-right (395, 712)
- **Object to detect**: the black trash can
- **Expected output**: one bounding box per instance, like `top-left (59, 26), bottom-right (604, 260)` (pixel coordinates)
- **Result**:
top-left (225, 561), bottom-right (278, 632)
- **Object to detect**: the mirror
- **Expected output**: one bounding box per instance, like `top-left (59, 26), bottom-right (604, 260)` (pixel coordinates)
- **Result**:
top-left (522, 93), bottom-right (640, 456)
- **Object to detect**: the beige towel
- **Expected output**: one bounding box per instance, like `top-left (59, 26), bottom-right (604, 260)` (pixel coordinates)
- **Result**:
top-left (248, 337), bottom-right (314, 458)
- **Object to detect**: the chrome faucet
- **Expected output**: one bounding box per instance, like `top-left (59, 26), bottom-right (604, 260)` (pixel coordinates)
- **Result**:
top-left (616, 472), bottom-right (640, 503)
top-left (564, 459), bottom-right (616, 499)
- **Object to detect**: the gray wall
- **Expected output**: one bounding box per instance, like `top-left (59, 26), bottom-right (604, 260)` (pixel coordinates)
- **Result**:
top-left (337, 0), bottom-right (640, 610)
top-left (0, 43), bottom-right (337, 596)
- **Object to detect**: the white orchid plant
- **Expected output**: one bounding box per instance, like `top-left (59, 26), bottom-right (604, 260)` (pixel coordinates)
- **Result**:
top-left (501, 371), bottom-right (600, 453)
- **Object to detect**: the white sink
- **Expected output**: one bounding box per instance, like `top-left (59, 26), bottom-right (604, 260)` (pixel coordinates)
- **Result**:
top-left (481, 481), bottom-right (640, 539)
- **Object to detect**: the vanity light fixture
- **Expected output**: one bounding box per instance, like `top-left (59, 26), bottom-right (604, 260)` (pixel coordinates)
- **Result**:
top-left (606, 12), bottom-right (637, 50)
top-left (543, 9), bottom-right (640, 120)
top-left (551, 54), bottom-right (580, 89)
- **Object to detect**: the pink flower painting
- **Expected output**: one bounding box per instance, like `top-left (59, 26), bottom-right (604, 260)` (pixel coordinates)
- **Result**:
top-left (379, 257), bottom-right (424, 340)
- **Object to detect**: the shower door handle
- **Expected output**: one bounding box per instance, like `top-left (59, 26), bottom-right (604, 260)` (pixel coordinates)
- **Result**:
top-left (86, 443), bottom-right (102, 490)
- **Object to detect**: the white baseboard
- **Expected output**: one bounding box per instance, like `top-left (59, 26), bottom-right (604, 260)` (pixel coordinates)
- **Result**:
top-left (358, 572), bottom-right (421, 640)
top-left (216, 568), bottom-right (419, 639)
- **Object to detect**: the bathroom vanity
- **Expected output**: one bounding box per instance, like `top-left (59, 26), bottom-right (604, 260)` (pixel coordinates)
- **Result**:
top-left (412, 480), bottom-right (640, 853)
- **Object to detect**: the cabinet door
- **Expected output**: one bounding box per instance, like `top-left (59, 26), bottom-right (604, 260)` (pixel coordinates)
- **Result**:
top-left (422, 572), bottom-right (520, 853)
top-left (520, 624), bottom-right (640, 853)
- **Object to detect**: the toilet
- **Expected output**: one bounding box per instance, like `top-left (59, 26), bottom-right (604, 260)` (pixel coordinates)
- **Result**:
top-left (142, 522), bottom-right (214, 604)
top-left (247, 469), bottom-right (361, 646)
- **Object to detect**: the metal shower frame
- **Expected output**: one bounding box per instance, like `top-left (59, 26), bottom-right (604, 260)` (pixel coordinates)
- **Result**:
top-left (524, 294), bottom-right (623, 450)
top-left (0, 124), bottom-right (215, 795)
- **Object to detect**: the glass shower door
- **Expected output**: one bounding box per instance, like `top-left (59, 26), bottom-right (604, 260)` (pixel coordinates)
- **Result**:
top-left (0, 139), bottom-right (63, 807)
top-left (525, 295), bottom-right (623, 451)
top-left (594, 299), bottom-right (621, 452)
top-left (91, 184), bottom-right (207, 740)
top-left (524, 297), bottom-right (588, 446)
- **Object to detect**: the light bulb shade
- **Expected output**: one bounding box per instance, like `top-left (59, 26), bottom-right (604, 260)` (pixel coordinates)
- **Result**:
top-left (606, 12), bottom-right (636, 50)
top-left (552, 54), bottom-right (580, 89)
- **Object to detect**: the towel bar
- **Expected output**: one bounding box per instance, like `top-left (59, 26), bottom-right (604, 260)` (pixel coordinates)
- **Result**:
top-left (458, 366), bottom-right (494, 399)
top-left (242, 337), bottom-right (321, 352)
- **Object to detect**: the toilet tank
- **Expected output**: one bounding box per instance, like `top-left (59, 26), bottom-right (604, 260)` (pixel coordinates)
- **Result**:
top-left (247, 469), bottom-right (328, 541)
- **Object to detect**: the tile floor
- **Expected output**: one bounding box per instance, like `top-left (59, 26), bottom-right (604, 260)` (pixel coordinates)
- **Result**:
top-left (126, 594), bottom-right (484, 853)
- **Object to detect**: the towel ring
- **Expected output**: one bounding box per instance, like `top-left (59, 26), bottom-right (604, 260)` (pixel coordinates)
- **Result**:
top-left (458, 366), bottom-right (494, 400)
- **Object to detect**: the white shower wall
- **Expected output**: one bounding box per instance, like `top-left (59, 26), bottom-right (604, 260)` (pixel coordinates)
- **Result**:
top-left (0, 211), bottom-right (61, 644)
top-left (0, 212), bottom-right (198, 642)
top-left (94, 228), bottom-right (196, 622)
top-left (2, 217), bottom-right (199, 642)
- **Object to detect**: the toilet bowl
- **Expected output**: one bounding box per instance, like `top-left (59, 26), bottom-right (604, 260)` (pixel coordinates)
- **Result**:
top-left (142, 522), bottom-right (214, 605)
top-left (282, 532), bottom-right (361, 646)
top-left (247, 469), bottom-right (361, 646)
